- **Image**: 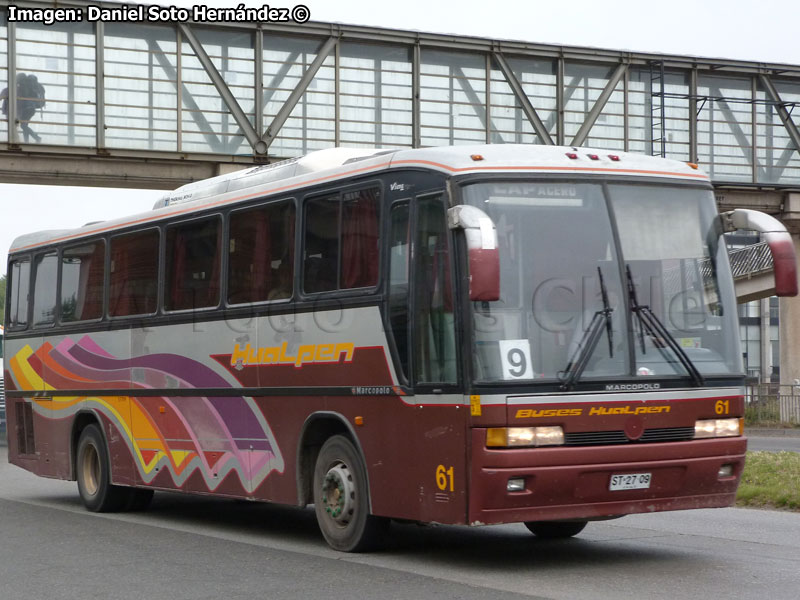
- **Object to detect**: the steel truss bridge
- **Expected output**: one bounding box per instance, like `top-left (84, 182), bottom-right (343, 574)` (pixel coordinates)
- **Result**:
top-left (0, 0), bottom-right (799, 196)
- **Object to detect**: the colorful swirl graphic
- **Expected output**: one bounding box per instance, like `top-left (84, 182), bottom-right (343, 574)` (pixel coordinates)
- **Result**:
top-left (8, 335), bottom-right (284, 493)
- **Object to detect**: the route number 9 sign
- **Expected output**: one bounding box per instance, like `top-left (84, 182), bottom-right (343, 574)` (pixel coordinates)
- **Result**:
top-left (498, 339), bottom-right (534, 380)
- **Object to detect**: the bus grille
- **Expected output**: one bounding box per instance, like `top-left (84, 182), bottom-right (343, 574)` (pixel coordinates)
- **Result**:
top-left (16, 400), bottom-right (35, 455)
top-left (564, 426), bottom-right (696, 446)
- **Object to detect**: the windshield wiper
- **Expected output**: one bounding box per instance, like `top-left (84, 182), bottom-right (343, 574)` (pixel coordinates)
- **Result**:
top-left (559, 267), bottom-right (614, 391)
top-left (625, 265), bottom-right (704, 387)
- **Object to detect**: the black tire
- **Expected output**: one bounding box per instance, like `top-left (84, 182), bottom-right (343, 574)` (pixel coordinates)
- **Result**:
top-left (76, 424), bottom-right (132, 512)
top-left (524, 520), bottom-right (587, 539)
top-left (312, 435), bottom-right (389, 552)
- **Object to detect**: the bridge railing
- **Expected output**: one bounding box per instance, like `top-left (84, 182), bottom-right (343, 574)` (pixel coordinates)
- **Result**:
top-left (728, 242), bottom-right (773, 278)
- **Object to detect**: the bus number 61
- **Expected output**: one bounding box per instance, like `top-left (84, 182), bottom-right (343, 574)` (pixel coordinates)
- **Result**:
top-left (436, 465), bottom-right (454, 492)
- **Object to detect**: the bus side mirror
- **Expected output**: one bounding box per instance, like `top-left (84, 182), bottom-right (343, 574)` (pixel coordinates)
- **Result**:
top-left (448, 205), bottom-right (500, 301)
top-left (721, 208), bottom-right (798, 297)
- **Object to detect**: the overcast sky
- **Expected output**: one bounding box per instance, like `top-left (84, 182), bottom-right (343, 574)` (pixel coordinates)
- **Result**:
top-left (2, 0), bottom-right (799, 271)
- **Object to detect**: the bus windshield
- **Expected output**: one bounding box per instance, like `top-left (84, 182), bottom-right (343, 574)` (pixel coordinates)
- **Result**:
top-left (462, 180), bottom-right (742, 384)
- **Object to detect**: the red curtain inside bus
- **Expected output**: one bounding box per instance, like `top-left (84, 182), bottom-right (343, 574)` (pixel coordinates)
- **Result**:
top-left (341, 188), bottom-right (379, 289)
top-left (228, 202), bottom-right (295, 304)
top-left (81, 243), bottom-right (105, 320)
top-left (167, 219), bottom-right (221, 311)
top-left (109, 230), bottom-right (159, 317)
top-left (230, 209), bottom-right (271, 303)
top-left (61, 241), bottom-right (105, 321)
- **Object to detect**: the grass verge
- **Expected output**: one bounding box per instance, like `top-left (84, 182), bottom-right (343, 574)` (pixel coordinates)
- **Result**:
top-left (736, 451), bottom-right (800, 510)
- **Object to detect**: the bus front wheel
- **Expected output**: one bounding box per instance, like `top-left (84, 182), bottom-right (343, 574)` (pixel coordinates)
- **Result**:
top-left (312, 435), bottom-right (388, 552)
top-left (76, 424), bottom-right (132, 512)
top-left (524, 520), bottom-right (587, 539)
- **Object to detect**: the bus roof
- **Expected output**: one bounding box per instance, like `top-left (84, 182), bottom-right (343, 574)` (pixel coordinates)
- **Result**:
top-left (9, 144), bottom-right (708, 255)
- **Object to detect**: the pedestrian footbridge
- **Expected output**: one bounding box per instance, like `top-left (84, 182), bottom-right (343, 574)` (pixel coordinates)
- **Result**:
top-left (0, 0), bottom-right (798, 192)
top-left (730, 242), bottom-right (779, 302)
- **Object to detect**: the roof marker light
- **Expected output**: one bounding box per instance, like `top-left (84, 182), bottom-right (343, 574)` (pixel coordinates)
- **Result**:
top-left (588, 154), bottom-right (599, 160)
top-left (566, 152), bottom-right (578, 159)
top-left (471, 154), bottom-right (484, 161)
top-left (687, 162), bottom-right (699, 170)
top-left (608, 155), bottom-right (620, 161)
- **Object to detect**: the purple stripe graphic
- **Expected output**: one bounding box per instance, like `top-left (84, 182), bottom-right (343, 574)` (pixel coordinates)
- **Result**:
top-left (61, 336), bottom-right (272, 444)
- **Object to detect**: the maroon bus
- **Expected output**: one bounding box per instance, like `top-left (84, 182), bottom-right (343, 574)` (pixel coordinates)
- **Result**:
top-left (4, 145), bottom-right (796, 551)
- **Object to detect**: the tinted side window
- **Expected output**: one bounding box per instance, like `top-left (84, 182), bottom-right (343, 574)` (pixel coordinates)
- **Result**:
top-left (228, 201), bottom-right (295, 304)
top-left (61, 241), bottom-right (105, 322)
top-left (303, 186), bottom-right (380, 293)
top-left (166, 218), bottom-right (221, 311)
top-left (304, 194), bottom-right (339, 293)
top-left (8, 258), bottom-right (31, 329)
top-left (414, 196), bottom-right (457, 384)
top-left (32, 252), bottom-right (58, 327)
top-left (110, 230), bottom-right (159, 317)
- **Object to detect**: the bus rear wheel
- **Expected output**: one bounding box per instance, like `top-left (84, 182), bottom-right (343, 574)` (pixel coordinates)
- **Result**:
top-left (312, 435), bottom-right (388, 552)
top-left (76, 424), bottom-right (132, 512)
top-left (524, 520), bottom-right (587, 539)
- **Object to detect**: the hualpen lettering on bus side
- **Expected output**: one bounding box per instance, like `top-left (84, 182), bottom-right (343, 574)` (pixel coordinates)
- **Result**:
top-left (231, 342), bottom-right (355, 369)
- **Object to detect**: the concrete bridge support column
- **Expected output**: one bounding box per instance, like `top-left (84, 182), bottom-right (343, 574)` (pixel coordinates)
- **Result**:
top-left (779, 233), bottom-right (800, 386)
top-left (760, 297), bottom-right (772, 383)
top-left (780, 196), bottom-right (800, 395)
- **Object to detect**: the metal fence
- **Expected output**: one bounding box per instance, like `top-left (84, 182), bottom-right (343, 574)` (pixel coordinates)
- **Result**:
top-left (745, 384), bottom-right (800, 426)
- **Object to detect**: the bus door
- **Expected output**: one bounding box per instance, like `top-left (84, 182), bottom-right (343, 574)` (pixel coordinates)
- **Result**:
top-left (383, 192), bottom-right (467, 523)
top-left (6, 256), bottom-right (34, 466)
top-left (9, 252), bottom-right (61, 476)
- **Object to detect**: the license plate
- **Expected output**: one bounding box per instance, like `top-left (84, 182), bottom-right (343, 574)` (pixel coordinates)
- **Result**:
top-left (609, 473), bottom-right (652, 491)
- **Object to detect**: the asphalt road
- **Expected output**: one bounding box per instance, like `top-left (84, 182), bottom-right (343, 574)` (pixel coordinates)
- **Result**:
top-left (746, 434), bottom-right (800, 452)
top-left (1, 446), bottom-right (800, 600)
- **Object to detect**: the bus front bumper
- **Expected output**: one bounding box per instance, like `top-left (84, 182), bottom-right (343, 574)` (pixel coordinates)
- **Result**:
top-left (467, 429), bottom-right (746, 525)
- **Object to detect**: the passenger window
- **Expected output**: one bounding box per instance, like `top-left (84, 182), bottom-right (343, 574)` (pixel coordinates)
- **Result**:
top-left (304, 194), bottom-right (339, 293)
top-left (32, 252), bottom-right (58, 327)
top-left (303, 187), bottom-right (380, 293)
top-left (8, 258), bottom-right (31, 329)
top-left (166, 218), bottom-right (221, 311)
top-left (342, 188), bottom-right (380, 288)
top-left (414, 196), bottom-right (457, 384)
top-left (228, 202), bottom-right (295, 304)
top-left (61, 241), bottom-right (105, 322)
top-left (110, 229), bottom-right (159, 317)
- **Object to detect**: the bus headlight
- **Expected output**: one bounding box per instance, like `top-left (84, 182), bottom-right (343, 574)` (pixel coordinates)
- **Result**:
top-left (486, 426), bottom-right (564, 448)
top-left (694, 418), bottom-right (742, 439)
